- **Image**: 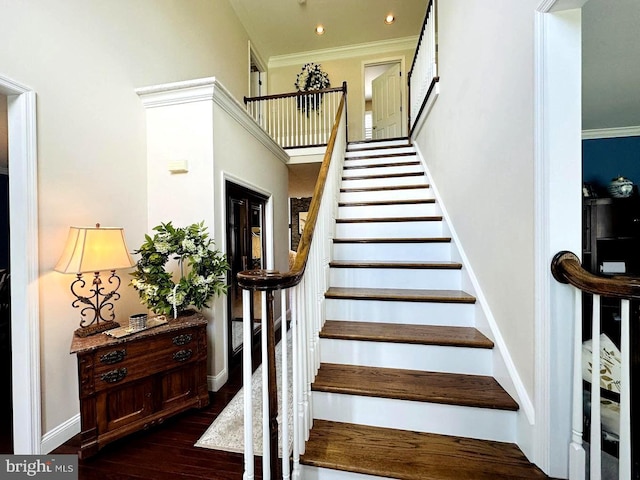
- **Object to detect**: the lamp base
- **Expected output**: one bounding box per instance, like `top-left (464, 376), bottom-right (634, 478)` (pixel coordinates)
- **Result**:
top-left (74, 320), bottom-right (120, 337)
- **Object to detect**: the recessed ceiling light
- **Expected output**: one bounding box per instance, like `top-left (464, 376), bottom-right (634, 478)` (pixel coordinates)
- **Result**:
top-left (385, 14), bottom-right (395, 25)
top-left (315, 24), bottom-right (325, 35)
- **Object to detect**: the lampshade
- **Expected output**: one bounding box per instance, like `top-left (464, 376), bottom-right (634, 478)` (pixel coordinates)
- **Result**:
top-left (55, 225), bottom-right (135, 274)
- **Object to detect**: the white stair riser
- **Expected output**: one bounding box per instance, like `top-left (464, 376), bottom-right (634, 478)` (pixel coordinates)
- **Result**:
top-left (300, 465), bottom-right (388, 480)
top-left (335, 221), bottom-right (443, 238)
top-left (324, 298), bottom-right (474, 326)
top-left (343, 164), bottom-right (421, 177)
top-left (338, 203), bottom-right (439, 219)
top-left (330, 267), bottom-right (461, 290)
top-left (312, 392), bottom-right (517, 443)
top-left (341, 175), bottom-right (426, 189)
top-left (319, 339), bottom-right (492, 375)
top-left (344, 155), bottom-right (417, 167)
top-left (347, 141), bottom-right (412, 152)
top-left (332, 242), bottom-right (451, 262)
top-left (340, 188), bottom-right (434, 203)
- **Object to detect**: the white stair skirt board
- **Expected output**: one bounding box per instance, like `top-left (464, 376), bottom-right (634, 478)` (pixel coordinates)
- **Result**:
top-left (335, 220), bottom-right (443, 239)
top-left (319, 339), bottom-right (492, 376)
top-left (301, 465), bottom-right (390, 480)
top-left (340, 187), bottom-right (435, 202)
top-left (329, 266), bottom-right (462, 290)
top-left (341, 176), bottom-right (426, 189)
top-left (324, 298), bottom-right (475, 326)
top-left (342, 164), bottom-right (423, 177)
top-left (338, 202), bottom-right (441, 219)
top-left (312, 392), bottom-right (517, 443)
top-left (332, 242), bottom-right (452, 262)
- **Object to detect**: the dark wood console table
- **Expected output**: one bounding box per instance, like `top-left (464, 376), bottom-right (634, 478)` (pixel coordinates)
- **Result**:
top-left (70, 313), bottom-right (209, 459)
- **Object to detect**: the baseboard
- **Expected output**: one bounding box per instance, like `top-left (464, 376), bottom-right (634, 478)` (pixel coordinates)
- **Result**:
top-left (209, 368), bottom-right (228, 392)
top-left (41, 414), bottom-right (80, 454)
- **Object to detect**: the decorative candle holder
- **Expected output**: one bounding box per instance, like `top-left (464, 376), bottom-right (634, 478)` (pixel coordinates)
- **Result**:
top-left (129, 313), bottom-right (148, 331)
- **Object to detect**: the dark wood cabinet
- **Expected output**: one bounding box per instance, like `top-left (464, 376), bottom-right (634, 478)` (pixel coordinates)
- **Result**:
top-left (70, 313), bottom-right (209, 459)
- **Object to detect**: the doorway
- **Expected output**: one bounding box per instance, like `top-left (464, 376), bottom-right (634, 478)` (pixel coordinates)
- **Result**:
top-left (225, 182), bottom-right (267, 367)
top-left (0, 94), bottom-right (11, 454)
top-left (363, 60), bottom-right (406, 140)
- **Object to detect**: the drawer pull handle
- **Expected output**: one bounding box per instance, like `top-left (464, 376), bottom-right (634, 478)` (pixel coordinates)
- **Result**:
top-left (101, 368), bottom-right (127, 383)
top-left (99, 349), bottom-right (126, 365)
top-left (173, 349), bottom-right (192, 362)
top-left (172, 334), bottom-right (193, 346)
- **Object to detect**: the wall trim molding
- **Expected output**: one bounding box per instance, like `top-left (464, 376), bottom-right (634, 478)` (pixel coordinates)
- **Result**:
top-left (41, 415), bottom-right (80, 454)
top-left (136, 77), bottom-right (289, 164)
top-left (582, 125), bottom-right (640, 140)
top-left (268, 36), bottom-right (419, 69)
top-left (0, 75), bottom-right (41, 455)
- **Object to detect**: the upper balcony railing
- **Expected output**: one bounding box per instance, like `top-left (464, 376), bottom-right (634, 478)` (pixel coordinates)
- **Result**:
top-left (245, 82), bottom-right (347, 149)
top-left (408, 0), bottom-right (438, 133)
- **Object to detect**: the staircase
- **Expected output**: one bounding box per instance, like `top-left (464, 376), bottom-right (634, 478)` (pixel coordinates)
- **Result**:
top-left (298, 139), bottom-right (547, 479)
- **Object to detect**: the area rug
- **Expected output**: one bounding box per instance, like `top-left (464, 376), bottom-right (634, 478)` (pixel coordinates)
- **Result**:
top-left (195, 333), bottom-right (293, 457)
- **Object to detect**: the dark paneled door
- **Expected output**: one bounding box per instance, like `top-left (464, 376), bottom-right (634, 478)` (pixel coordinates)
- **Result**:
top-left (225, 182), bottom-right (267, 367)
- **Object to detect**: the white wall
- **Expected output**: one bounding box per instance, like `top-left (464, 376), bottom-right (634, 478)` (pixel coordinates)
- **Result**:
top-left (138, 78), bottom-right (290, 391)
top-left (0, 0), bottom-right (252, 445)
top-left (413, 0), bottom-right (540, 400)
top-left (0, 95), bottom-right (7, 170)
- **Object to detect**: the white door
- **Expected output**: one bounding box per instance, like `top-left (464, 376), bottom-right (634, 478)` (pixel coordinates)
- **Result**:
top-left (371, 63), bottom-right (404, 139)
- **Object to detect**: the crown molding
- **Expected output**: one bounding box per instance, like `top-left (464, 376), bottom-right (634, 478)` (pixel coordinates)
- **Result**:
top-left (268, 36), bottom-right (419, 69)
top-left (537, 0), bottom-right (588, 13)
top-left (582, 125), bottom-right (640, 140)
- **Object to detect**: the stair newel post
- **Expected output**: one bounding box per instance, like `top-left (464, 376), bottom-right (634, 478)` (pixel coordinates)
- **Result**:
top-left (262, 289), bottom-right (280, 480)
top-left (242, 288), bottom-right (255, 480)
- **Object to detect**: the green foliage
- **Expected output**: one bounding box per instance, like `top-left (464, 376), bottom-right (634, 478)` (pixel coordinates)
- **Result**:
top-left (130, 221), bottom-right (230, 317)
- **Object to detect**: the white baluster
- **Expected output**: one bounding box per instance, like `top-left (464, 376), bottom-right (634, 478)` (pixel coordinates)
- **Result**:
top-left (569, 288), bottom-right (586, 480)
top-left (281, 289), bottom-right (290, 480)
top-left (261, 291), bottom-right (271, 480)
top-left (243, 289), bottom-right (254, 480)
top-left (619, 299), bottom-right (631, 480)
top-left (590, 294), bottom-right (601, 480)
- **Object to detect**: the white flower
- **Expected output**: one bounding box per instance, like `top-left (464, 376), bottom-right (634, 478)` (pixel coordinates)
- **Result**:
top-left (167, 289), bottom-right (186, 306)
top-left (155, 240), bottom-right (170, 254)
top-left (181, 238), bottom-right (196, 253)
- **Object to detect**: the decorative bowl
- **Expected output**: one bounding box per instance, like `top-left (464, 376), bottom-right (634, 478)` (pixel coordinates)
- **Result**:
top-left (608, 176), bottom-right (634, 198)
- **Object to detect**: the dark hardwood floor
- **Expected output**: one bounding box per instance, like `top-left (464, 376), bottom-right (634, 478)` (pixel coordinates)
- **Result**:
top-left (53, 360), bottom-right (262, 480)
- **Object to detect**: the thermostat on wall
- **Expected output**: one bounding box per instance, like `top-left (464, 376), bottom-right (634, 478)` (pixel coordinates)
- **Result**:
top-left (168, 160), bottom-right (189, 174)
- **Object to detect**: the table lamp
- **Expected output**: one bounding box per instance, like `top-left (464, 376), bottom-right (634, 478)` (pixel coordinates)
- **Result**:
top-left (55, 224), bottom-right (135, 337)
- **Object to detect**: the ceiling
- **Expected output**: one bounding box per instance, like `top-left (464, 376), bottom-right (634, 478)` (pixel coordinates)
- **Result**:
top-left (582, 0), bottom-right (640, 130)
top-left (228, 0), bottom-right (428, 62)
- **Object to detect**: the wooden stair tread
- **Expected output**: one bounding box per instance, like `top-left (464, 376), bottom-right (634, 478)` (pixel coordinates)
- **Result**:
top-left (312, 364), bottom-right (518, 410)
top-left (342, 171), bottom-right (424, 181)
top-left (333, 237), bottom-right (451, 244)
top-left (341, 184), bottom-right (430, 193)
top-left (339, 198), bottom-right (436, 207)
top-left (300, 420), bottom-right (547, 480)
top-left (321, 320), bottom-right (494, 348)
top-left (325, 287), bottom-right (476, 304)
top-left (329, 260), bottom-right (461, 269)
top-left (336, 215), bottom-right (442, 223)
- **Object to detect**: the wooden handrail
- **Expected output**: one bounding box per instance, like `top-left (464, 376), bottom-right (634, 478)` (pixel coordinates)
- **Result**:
top-left (244, 84), bottom-right (346, 104)
top-left (237, 91), bottom-right (346, 291)
top-left (551, 250), bottom-right (640, 300)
